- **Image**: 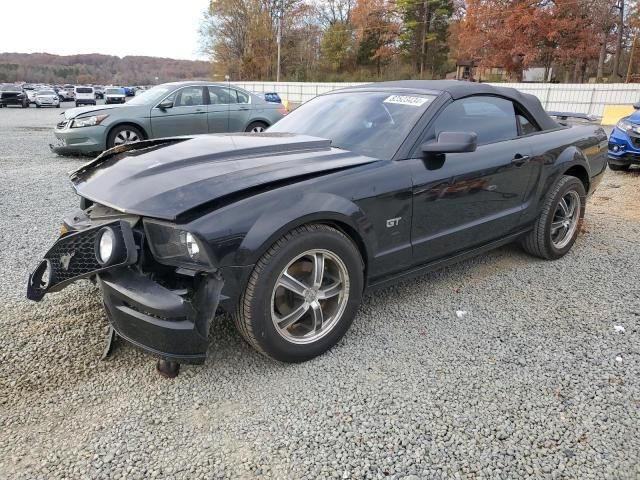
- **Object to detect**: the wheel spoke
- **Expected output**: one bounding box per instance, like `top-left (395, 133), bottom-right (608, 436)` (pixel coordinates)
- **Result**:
top-left (558, 197), bottom-right (569, 217)
top-left (311, 252), bottom-right (325, 289)
top-left (551, 220), bottom-right (566, 233)
top-left (277, 304), bottom-right (309, 329)
top-left (566, 197), bottom-right (577, 218)
top-left (317, 280), bottom-right (342, 300)
top-left (309, 301), bottom-right (323, 331)
top-left (278, 273), bottom-right (308, 297)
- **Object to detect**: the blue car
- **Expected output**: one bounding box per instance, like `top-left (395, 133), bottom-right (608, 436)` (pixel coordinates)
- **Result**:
top-left (123, 86), bottom-right (136, 97)
top-left (607, 103), bottom-right (640, 171)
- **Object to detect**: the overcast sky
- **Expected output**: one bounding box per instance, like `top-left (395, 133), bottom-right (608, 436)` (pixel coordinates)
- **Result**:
top-left (0, 0), bottom-right (211, 60)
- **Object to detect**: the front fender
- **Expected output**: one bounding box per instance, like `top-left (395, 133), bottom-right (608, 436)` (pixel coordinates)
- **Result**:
top-left (236, 192), bottom-right (374, 267)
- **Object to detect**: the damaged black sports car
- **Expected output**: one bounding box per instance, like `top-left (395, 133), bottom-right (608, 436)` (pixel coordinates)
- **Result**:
top-left (28, 81), bottom-right (608, 376)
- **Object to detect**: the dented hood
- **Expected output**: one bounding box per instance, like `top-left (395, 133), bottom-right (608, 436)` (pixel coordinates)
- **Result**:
top-left (70, 133), bottom-right (378, 221)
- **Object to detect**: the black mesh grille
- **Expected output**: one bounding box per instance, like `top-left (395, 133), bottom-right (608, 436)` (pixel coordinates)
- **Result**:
top-left (631, 136), bottom-right (640, 149)
top-left (45, 222), bottom-right (126, 286)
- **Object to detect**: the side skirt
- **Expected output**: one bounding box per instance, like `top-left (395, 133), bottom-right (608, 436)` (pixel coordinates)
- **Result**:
top-left (365, 230), bottom-right (529, 293)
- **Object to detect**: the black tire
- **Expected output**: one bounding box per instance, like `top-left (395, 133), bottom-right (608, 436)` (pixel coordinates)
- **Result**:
top-left (36, 104), bottom-right (41, 108)
top-left (608, 161), bottom-right (631, 172)
top-left (106, 124), bottom-right (144, 149)
top-left (234, 224), bottom-right (364, 362)
top-left (245, 121), bottom-right (268, 133)
top-left (22, 101), bottom-right (28, 108)
top-left (56, 104), bottom-right (60, 108)
top-left (521, 175), bottom-right (586, 260)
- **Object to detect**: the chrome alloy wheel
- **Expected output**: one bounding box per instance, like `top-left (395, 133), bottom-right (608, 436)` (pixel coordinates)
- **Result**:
top-left (271, 249), bottom-right (350, 344)
top-left (113, 129), bottom-right (140, 145)
top-left (251, 125), bottom-right (266, 133)
top-left (551, 190), bottom-right (580, 249)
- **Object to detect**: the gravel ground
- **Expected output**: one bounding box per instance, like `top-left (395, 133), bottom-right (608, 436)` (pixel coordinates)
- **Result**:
top-left (0, 106), bottom-right (638, 479)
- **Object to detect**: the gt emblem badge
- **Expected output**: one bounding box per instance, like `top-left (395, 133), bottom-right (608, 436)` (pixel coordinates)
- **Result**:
top-left (386, 217), bottom-right (401, 228)
top-left (60, 251), bottom-right (76, 271)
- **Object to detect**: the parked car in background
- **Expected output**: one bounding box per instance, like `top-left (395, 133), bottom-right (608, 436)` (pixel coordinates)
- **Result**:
top-left (30, 81), bottom-right (607, 375)
top-left (607, 102), bottom-right (640, 171)
top-left (123, 86), bottom-right (136, 97)
top-left (74, 86), bottom-right (96, 107)
top-left (94, 86), bottom-right (105, 99)
top-left (0, 84), bottom-right (29, 108)
top-left (59, 86), bottom-right (75, 102)
top-left (50, 81), bottom-right (288, 155)
top-left (256, 92), bottom-right (283, 104)
top-left (104, 87), bottom-right (126, 104)
top-left (23, 86), bottom-right (37, 104)
top-left (35, 89), bottom-right (61, 108)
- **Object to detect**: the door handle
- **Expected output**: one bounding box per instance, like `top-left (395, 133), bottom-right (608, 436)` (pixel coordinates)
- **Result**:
top-left (238, 107), bottom-right (250, 111)
top-left (511, 154), bottom-right (530, 166)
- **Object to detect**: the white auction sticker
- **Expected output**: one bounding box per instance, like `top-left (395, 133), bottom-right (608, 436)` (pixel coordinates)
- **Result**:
top-left (383, 95), bottom-right (430, 107)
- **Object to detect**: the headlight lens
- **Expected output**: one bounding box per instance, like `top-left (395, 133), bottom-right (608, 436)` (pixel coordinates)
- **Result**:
top-left (143, 220), bottom-right (213, 268)
top-left (616, 119), bottom-right (635, 133)
top-left (71, 114), bottom-right (109, 128)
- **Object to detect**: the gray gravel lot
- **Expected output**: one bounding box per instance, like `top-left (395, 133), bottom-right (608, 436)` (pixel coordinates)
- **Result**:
top-left (0, 105), bottom-right (638, 479)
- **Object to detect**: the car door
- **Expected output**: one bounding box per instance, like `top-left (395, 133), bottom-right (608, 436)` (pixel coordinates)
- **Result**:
top-left (150, 86), bottom-right (208, 138)
top-left (206, 86), bottom-right (252, 133)
top-left (410, 95), bottom-right (535, 264)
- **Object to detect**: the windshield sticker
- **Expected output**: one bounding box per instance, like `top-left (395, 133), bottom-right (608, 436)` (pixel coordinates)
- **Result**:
top-left (383, 95), bottom-right (430, 107)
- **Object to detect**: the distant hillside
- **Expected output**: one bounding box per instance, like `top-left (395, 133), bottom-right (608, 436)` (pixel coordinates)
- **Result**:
top-left (0, 52), bottom-right (212, 85)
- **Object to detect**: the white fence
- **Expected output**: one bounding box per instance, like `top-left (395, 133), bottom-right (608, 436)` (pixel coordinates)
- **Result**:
top-left (233, 81), bottom-right (640, 116)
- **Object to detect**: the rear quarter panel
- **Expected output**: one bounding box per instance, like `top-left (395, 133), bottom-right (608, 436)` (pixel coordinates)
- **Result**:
top-left (521, 125), bottom-right (608, 227)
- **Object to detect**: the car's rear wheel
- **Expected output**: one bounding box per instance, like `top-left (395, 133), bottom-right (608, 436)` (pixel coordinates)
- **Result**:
top-left (608, 161), bottom-right (631, 171)
top-left (521, 175), bottom-right (586, 260)
top-left (234, 224), bottom-right (364, 362)
top-left (106, 124), bottom-right (144, 149)
top-left (245, 121), bottom-right (268, 133)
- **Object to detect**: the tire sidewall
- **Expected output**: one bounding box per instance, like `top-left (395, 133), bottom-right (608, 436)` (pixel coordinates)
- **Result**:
top-left (543, 177), bottom-right (586, 259)
top-left (246, 229), bottom-right (363, 362)
top-left (245, 121), bottom-right (268, 133)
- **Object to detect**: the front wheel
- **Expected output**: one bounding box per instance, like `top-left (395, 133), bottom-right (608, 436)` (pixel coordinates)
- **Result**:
top-left (234, 224), bottom-right (364, 362)
top-left (245, 121), bottom-right (268, 133)
top-left (521, 175), bottom-right (586, 260)
top-left (106, 124), bottom-right (143, 149)
top-left (608, 161), bottom-right (631, 172)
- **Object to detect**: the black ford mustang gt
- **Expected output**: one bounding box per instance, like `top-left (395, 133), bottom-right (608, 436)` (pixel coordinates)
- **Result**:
top-left (28, 81), bottom-right (608, 376)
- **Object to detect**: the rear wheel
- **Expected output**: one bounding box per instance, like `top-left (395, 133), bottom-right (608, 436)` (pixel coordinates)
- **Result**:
top-left (245, 121), bottom-right (268, 133)
top-left (234, 224), bottom-right (364, 362)
top-left (106, 124), bottom-right (144, 149)
top-left (521, 175), bottom-right (585, 260)
top-left (608, 161), bottom-right (631, 172)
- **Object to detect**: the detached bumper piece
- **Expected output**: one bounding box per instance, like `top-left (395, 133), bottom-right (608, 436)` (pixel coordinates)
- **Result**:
top-left (27, 220), bottom-right (137, 301)
top-left (98, 269), bottom-right (223, 364)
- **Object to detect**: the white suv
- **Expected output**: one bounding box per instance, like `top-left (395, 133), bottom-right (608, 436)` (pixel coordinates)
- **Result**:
top-left (74, 86), bottom-right (96, 107)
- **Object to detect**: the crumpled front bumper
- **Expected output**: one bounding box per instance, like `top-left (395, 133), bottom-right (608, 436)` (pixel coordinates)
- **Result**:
top-left (98, 269), bottom-right (223, 363)
top-left (27, 218), bottom-right (224, 363)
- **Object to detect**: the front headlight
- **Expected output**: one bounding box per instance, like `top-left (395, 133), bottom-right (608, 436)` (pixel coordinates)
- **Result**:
top-left (71, 114), bottom-right (109, 128)
top-left (143, 220), bottom-right (214, 269)
top-left (616, 119), bottom-right (635, 133)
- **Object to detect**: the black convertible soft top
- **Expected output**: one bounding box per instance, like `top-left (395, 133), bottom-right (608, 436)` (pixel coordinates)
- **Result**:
top-left (346, 80), bottom-right (560, 131)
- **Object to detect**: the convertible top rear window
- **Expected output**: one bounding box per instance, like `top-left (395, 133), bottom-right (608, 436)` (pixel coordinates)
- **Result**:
top-left (268, 91), bottom-right (435, 160)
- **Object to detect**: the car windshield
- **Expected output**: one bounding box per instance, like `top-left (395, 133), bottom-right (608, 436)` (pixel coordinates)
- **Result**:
top-left (268, 91), bottom-right (435, 159)
top-left (38, 90), bottom-right (55, 95)
top-left (76, 87), bottom-right (93, 93)
top-left (106, 88), bottom-right (124, 94)
top-left (126, 85), bottom-right (171, 106)
top-left (0, 84), bottom-right (21, 91)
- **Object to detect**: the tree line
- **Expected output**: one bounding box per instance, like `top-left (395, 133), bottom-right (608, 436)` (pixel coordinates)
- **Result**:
top-left (0, 53), bottom-right (211, 85)
top-left (200, 0), bottom-right (639, 82)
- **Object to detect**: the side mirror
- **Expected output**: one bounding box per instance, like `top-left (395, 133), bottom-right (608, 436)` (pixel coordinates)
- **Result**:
top-left (157, 100), bottom-right (173, 110)
top-left (421, 132), bottom-right (478, 155)
top-left (633, 102), bottom-right (640, 110)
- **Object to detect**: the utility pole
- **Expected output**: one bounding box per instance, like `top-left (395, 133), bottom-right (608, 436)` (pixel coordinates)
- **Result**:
top-left (626, 32), bottom-right (638, 82)
top-left (276, 1), bottom-right (282, 82)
